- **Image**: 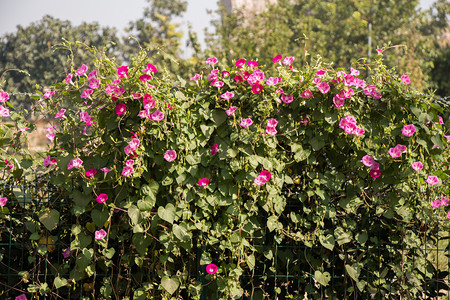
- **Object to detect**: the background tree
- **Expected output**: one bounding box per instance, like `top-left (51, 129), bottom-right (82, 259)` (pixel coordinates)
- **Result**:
top-left (0, 15), bottom-right (120, 111)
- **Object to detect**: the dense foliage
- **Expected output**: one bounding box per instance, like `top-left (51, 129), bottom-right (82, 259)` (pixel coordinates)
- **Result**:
top-left (1, 43), bottom-right (450, 299)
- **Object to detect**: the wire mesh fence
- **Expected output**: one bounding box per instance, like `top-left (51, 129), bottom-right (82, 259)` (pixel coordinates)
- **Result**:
top-left (1, 182), bottom-right (449, 299)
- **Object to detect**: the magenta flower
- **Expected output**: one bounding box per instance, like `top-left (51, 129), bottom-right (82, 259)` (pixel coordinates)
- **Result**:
top-left (15, 294), bottom-right (27, 300)
top-left (426, 175), bottom-right (439, 185)
top-left (96, 193), bottom-right (108, 204)
top-left (212, 81), bottom-right (224, 88)
top-left (63, 73), bottom-right (73, 84)
top-left (447, 211), bottom-right (450, 219)
top-left (143, 63), bottom-right (158, 73)
top-left (400, 74), bottom-right (411, 85)
top-left (240, 118), bottom-right (253, 128)
top-left (220, 91), bottom-right (234, 100)
top-left (267, 118), bottom-right (278, 127)
top-left (226, 106), bottom-right (237, 116)
top-left (95, 229), bottom-right (107, 240)
top-left (115, 103), bottom-right (127, 115)
top-left (265, 126), bottom-right (277, 136)
top-left (43, 91), bottom-right (55, 98)
top-left (281, 94), bottom-right (293, 104)
top-left (43, 155), bottom-right (57, 167)
top-left (441, 196), bottom-right (449, 206)
top-left (0, 91), bottom-right (9, 102)
top-left (117, 66), bottom-right (129, 78)
top-left (198, 178), bottom-right (210, 187)
top-left (272, 54), bottom-right (282, 63)
top-left (402, 124), bottom-right (416, 137)
top-left (76, 64), bottom-right (88, 76)
top-left (128, 138), bottom-right (140, 150)
top-left (282, 56), bottom-right (294, 65)
top-left (222, 70), bottom-right (230, 78)
top-left (211, 144), bottom-right (219, 155)
top-left (206, 263), bottom-right (218, 274)
top-left (122, 166), bottom-right (134, 177)
top-left (301, 89), bottom-right (312, 99)
top-left (333, 95), bottom-right (345, 108)
top-left (101, 167), bottom-right (112, 174)
top-left (317, 81), bottom-right (330, 94)
top-left (252, 84), bottom-right (263, 94)
top-left (80, 88), bottom-right (93, 99)
top-left (362, 155), bottom-right (375, 167)
top-left (62, 247), bottom-right (72, 258)
top-left (254, 170), bottom-right (271, 185)
top-left (85, 168), bottom-right (97, 177)
top-left (234, 75), bottom-right (244, 83)
top-left (247, 60), bottom-right (258, 67)
top-left (67, 158), bottom-right (83, 170)
top-left (164, 150), bottom-right (177, 162)
top-left (88, 70), bottom-right (98, 80)
top-left (132, 93), bottom-right (142, 99)
top-left (126, 159), bottom-right (135, 167)
top-left (388, 147), bottom-right (402, 158)
top-left (370, 168), bottom-right (381, 180)
top-left (0, 197), bottom-right (7, 207)
top-left (411, 161), bottom-right (423, 171)
top-left (205, 57), bottom-right (218, 65)
top-left (139, 74), bottom-right (152, 81)
top-left (265, 77), bottom-right (281, 86)
top-left (55, 109), bottom-right (66, 120)
top-left (150, 110), bottom-right (164, 121)
top-left (431, 200), bottom-right (441, 209)
top-left (189, 74), bottom-right (201, 82)
top-left (89, 79), bottom-right (100, 89)
top-left (235, 58), bottom-right (246, 68)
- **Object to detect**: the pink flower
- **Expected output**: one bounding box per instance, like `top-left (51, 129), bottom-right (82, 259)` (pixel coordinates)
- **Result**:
top-left (362, 155), bottom-right (375, 167)
top-left (62, 248), bottom-right (72, 258)
top-left (254, 170), bottom-right (271, 185)
top-left (254, 175), bottom-right (266, 185)
top-left (139, 74), bottom-right (152, 81)
top-left (317, 81), bottom-right (330, 94)
top-left (350, 67), bottom-right (360, 76)
top-left (235, 58), bottom-right (246, 67)
top-left (88, 70), bottom-right (98, 80)
top-left (212, 81), bottom-right (224, 88)
top-left (198, 178), bottom-right (209, 187)
top-left (220, 91), bottom-right (234, 100)
top-left (370, 168), bottom-right (381, 179)
top-left (63, 73), bottom-right (73, 84)
top-left (143, 63), bottom-right (158, 73)
top-left (67, 158), bottom-right (83, 170)
top-left (411, 161), bottom-right (423, 171)
top-left (441, 196), bottom-right (449, 206)
top-left (372, 162), bottom-right (380, 170)
top-left (265, 77), bottom-right (281, 86)
top-left (128, 138), bottom-right (140, 150)
top-left (117, 66), bottom-right (129, 78)
top-left (276, 88), bottom-right (284, 94)
top-left (76, 64), bottom-right (88, 76)
top-left (96, 193), bottom-right (108, 204)
top-left (132, 93), bottom-right (142, 99)
top-left (43, 91), bottom-right (55, 98)
top-left (376, 48), bottom-right (383, 55)
top-left (426, 175), bottom-right (439, 185)
top-left (205, 57), bottom-right (218, 65)
top-left (122, 165), bottom-right (134, 177)
top-left (46, 125), bottom-right (55, 141)
top-left (247, 60), bottom-right (258, 67)
top-left (206, 263), bottom-right (218, 274)
top-left (265, 126), bottom-right (277, 136)
top-left (15, 294), bottom-right (27, 300)
top-left (164, 150), bottom-right (177, 162)
top-left (126, 159), bottom-right (135, 167)
top-left (80, 89), bottom-right (93, 99)
top-left (267, 118), bottom-right (278, 127)
top-left (316, 69), bottom-right (326, 77)
top-left (354, 127), bottom-right (365, 136)
top-left (281, 94), bottom-right (293, 104)
top-left (259, 170), bottom-right (271, 181)
top-left (115, 103), bottom-right (127, 115)
top-left (240, 118), bottom-right (253, 128)
top-left (431, 199), bottom-right (441, 209)
top-left (150, 110), bottom-right (164, 121)
top-left (143, 94), bottom-right (156, 109)
top-left (0, 91), bottom-right (9, 102)
top-left (43, 155), bottom-right (57, 167)
top-left (85, 168), bottom-right (97, 177)
top-left (301, 89), bottom-right (312, 99)
top-left (101, 167), bottom-right (112, 174)
top-left (388, 147), bottom-right (402, 158)
top-left (371, 91), bottom-right (382, 99)
top-left (211, 144), bottom-right (219, 155)
top-left (55, 109), bottom-right (66, 120)
top-left (190, 74), bottom-right (201, 81)
top-left (447, 211), bottom-right (450, 219)
top-left (282, 56), bottom-right (294, 65)
top-left (402, 124), bottom-right (416, 137)
top-left (18, 127), bottom-right (29, 132)
top-left (252, 84), bottom-right (263, 94)
top-left (400, 74), bottom-right (410, 85)
top-left (234, 75), bottom-right (243, 83)
top-left (226, 106), bottom-right (237, 116)
top-left (272, 55), bottom-right (282, 63)
top-left (0, 197), bottom-right (7, 207)
top-left (95, 229), bottom-right (107, 240)
top-left (222, 70), bottom-right (230, 77)
top-left (333, 95), bottom-right (345, 108)
top-left (87, 79), bottom-right (99, 89)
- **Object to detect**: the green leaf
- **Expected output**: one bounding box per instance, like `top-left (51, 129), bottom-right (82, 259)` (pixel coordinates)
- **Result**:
top-left (310, 136), bottom-right (325, 151)
top-left (200, 124), bottom-right (214, 138)
top-left (345, 264), bottom-right (361, 282)
top-left (39, 209), bottom-right (60, 231)
top-left (334, 227), bottom-right (352, 246)
top-left (102, 248), bottom-right (116, 259)
top-left (431, 135), bottom-right (444, 150)
top-left (76, 248), bottom-right (93, 270)
top-left (173, 223), bottom-right (189, 241)
top-left (314, 270), bottom-right (331, 286)
top-left (158, 203), bottom-right (176, 224)
top-left (247, 254), bottom-right (255, 270)
top-left (54, 276), bottom-right (68, 289)
top-left (212, 109), bottom-right (227, 126)
top-left (356, 231), bottom-right (368, 245)
top-left (91, 209), bottom-right (109, 228)
top-left (161, 276), bottom-right (180, 295)
top-left (128, 205), bottom-right (142, 225)
top-left (319, 234), bottom-right (335, 251)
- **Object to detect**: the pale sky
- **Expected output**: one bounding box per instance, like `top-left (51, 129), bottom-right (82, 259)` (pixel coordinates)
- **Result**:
top-left (0, 0), bottom-right (438, 55)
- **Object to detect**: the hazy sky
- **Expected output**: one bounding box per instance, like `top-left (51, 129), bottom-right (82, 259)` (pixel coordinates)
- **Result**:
top-left (0, 0), bottom-right (438, 54)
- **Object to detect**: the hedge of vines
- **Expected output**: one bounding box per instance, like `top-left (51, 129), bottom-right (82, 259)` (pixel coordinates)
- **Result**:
top-left (1, 44), bottom-right (450, 299)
